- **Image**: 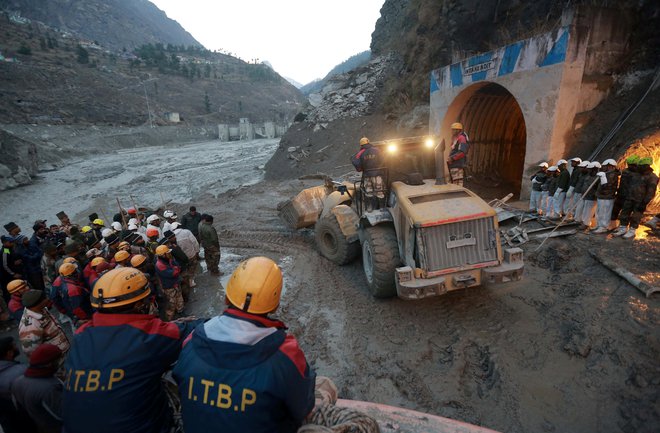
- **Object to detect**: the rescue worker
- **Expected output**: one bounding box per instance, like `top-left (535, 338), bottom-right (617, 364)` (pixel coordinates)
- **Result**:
top-left (0, 336), bottom-right (38, 433)
top-left (615, 157), bottom-right (659, 239)
top-left (91, 219), bottom-right (105, 244)
top-left (611, 155), bottom-right (639, 227)
top-left (126, 232), bottom-right (148, 256)
top-left (351, 137), bottom-right (385, 209)
top-left (551, 159), bottom-right (569, 219)
top-left (580, 162), bottom-right (601, 229)
top-left (7, 280), bottom-right (29, 321)
top-left (146, 214), bottom-right (163, 238)
top-left (113, 250), bottom-right (131, 268)
top-left (145, 228), bottom-right (160, 260)
top-left (130, 254), bottom-right (159, 303)
top-left (571, 160), bottom-right (590, 220)
top-left (198, 214), bottom-right (221, 276)
top-left (40, 244), bottom-right (59, 294)
top-left (173, 257), bottom-right (316, 433)
top-left (50, 263), bottom-right (92, 327)
top-left (62, 267), bottom-right (202, 433)
top-left (55, 211), bottom-right (75, 236)
top-left (24, 223), bottom-right (48, 292)
top-left (541, 166), bottom-right (558, 218)
top-left (154, 245), bottom-right (183, 321)
top-left (162, 210), bottom-right (177, 234)
top-left (83, 257), bottom-right (107, 288)
top-left (529, 162), bottom-right (548, 213)
top-left (563, 157), bottom-right (582, 216)
top-left (1, 235), bottom-right (23, 301)
top-left (11, 344), bottom-right (64, 433)
top-left (18, 290), bottom-right (70, 357)
top-left (446, 123), bottom-right (470, 186)
top-left (171, 222), bottom-right (200, 297)
top-left (592, 159), bottom-right (620, 234)
top-left (181, 206), bottom-right (202, 239)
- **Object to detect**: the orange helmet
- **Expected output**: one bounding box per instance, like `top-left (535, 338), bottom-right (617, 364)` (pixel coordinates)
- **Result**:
top-left (114, 250), bottom-right (130, 263)
top-left (130, 254), bottom-right (147, 267)
top-left (7, 279), bottom-right (28, 294)
top-left (146, 228), bottom-right (159, 238)
top-left (118, 241), bottom-right (131, 251)
top-left (91, 257), bottom-right (106, 268)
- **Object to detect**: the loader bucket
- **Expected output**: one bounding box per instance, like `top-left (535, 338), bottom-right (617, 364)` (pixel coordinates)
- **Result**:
top-left (279, 185), bottom-right (329, 229)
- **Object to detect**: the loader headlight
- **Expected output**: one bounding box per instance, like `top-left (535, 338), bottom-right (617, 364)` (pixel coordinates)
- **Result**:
top-left (387, 144), bottom-right (398, 153)
top-left (425, 138), bottom-right (435, 148)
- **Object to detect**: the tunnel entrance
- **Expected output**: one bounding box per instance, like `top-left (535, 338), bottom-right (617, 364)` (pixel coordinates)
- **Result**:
top-left (446, 82), bottom-right (527, 198)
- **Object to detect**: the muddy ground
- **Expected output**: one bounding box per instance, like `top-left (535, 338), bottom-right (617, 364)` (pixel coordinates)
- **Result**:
top-left (1, 138), bottom-right (658, 433)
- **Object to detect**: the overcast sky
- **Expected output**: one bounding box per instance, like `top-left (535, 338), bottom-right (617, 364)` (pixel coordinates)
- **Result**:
top-left (149, 0), bottom-right (385, 85)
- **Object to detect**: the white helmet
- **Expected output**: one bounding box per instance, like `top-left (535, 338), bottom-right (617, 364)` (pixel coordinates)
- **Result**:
top-left (602, 158), bottom-right (617, 166)
top-left (101, 228), bottom-right (113, 238)
top-left (163, 210), bottom-right (177, 219)
top-left (128, 218), bottom-right (138, 225)
top-left (578, 160), bottom-right (589, 167)
top-left (146, 214), bottom-right (160, 224)
top-left (588, 161), bottom-right (601, 169)
top-left (128, 223), bottom-right (138, 231)
top-left (547, 166), bottom-right (558, 172)
top-left (538, 162), bottom-right (549, 168)
top-left (170, 222), bottom-right (181, 231)
top-left (570, 157), bottom-right (582, 163)
top-left (111, 221), bottom-right (122, 232)
top-left (557, 159), bottom-right (567, 165)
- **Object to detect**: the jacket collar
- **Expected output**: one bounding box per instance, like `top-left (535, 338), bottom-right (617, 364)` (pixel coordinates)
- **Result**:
top-left (223, 307), bottom-right (287, 329)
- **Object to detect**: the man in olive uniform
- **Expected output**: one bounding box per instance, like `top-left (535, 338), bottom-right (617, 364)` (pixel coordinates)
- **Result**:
top-left (198, 214), bottom-right (221, 276)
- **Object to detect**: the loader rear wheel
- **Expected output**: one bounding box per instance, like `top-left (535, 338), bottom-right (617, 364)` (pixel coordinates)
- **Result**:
top-left (361, 225), bottom-right (400, 298)
top-left (315, 215), bottom-right (360, 265)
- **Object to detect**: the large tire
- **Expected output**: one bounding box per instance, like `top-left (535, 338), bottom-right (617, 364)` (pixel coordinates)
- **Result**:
top-left (315, 214), bottom-right (360, 265)
top-left (361, 225), bottom-right (400, 298)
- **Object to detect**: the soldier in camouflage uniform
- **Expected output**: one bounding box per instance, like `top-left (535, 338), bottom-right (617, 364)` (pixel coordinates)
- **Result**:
top-left (18, 290), bottom-right (70, 357)
top-left (198, 214), bottom-right (221, 276)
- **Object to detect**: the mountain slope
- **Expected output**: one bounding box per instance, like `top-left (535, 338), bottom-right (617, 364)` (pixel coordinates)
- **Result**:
top-left (0, 0), bottom-right (199, 50)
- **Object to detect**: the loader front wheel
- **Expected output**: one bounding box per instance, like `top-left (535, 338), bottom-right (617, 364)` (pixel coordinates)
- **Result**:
top-left (361, 225), bottom-right (400, 298)
top-left (315, 214), bottom-right (360, 265)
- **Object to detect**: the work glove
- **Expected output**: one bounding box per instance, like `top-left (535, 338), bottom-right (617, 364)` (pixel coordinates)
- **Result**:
top-left (596, 172), bottom-right (607, 185)
top-left (566, 186), bottom-right (574, 198)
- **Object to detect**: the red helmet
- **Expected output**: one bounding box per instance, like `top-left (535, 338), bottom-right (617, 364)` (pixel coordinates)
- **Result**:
top-left (146, 228), bottom-right (159, 238)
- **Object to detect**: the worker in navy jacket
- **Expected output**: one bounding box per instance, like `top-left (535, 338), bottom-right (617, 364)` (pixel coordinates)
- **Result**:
top-left (173, 257), bottom-right (316, 433)
top-left (62, 267), bottom-right (202, 433)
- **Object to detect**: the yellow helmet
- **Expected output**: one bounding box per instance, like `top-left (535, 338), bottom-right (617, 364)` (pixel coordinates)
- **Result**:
top-left (7, 279), bottom-right (28, 294)
top-left (451, 122), bottom-right (463, 130)
top-left (114, 250), bottom-right (130, 263)
top-left (155, 245), bottom-right (171, 256)
top-left (81, 225), bottom-right (92, 233)
top-left (91, 257), bottom-right (106, 267)
top-left (118, 241), bottom-right (131, 251)
top-left (63, 257), bottom-right (77, 264)
top-left (226, 257), bottom-right (283, 315)
top-left (59, 262), bottom-right (78, 277)
top-left (130, 254), bottom-right (147, 267)
top-left (92, 219), bottom-right (105, 226)
top-left (359, 137), bottom-right (370, 146)
top-left (91, 267), bottom-right (151, 309)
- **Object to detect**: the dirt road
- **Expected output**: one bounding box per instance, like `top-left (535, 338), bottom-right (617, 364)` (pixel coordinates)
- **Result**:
top-left (1, 138), bottom-right (657, 433)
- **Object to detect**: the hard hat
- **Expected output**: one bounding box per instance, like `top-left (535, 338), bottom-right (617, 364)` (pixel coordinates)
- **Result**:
top-left (118, 241), bottom-right (130, 251)
top-left (114, 250), bottom-right (130, 262)
top-left (127, 207), bottom-right (137, 215)
top-left (7, 279), bottom-right (28, 294)
top-left (588, 161), bottom-right (601, 169)
top-left (557, 159), bottom-right (567, 165)
top-left (226, 257), bottom-right (283, 315)
top-left (111, 222), bottom-right (122, 231)
top-left (59, 262), bottom-right (77, 277)
top-left (570, 157), bottom-right (582, 163)
top-left (155, 245), bottom-right (171, 256)
top-left (128, 218), bottom-right (138, 225)
top-left (146, 215), bottom-right (160, 224)
top-left (163, 210), bottom-right (177, 219)
top-left (602, 159), bottom-right (617, 166)
top-left (578, 161), bottom-right (589, 167)
top-left (146, 228), bottom-right (159, 238)
top-left (101, 228), bottom-right (113, 238)
top-left (81, 225), bottom-right (92, 233)
top-left (91, 268), bottom-right (151, 309)
top-left (92, 219), bottom-right (105, 226)
top-left (91, 257), bottom-right (106, 267)
top-left (128, 223), bottom-right (138, 231)
top-left (638, 156), bottom-right (653, 165)
top-left (130, 254), bottom-right (147, 267)
top-left (86, 248), bottom-right (102, 259)
top-left (170, 222), bottom-right (181, 230)
top-left (625, 155), bottom-right (640, 164)
top-left (451, 122), bottom-right (463, 130)
top-left (359, 137), bottom-right (369, 146)
top-left (538, 162), bottom-right (549, 168)
top-left (62, 257), bottom-right (78, 265)
top-left (547, 166), bottom-right (558, 172)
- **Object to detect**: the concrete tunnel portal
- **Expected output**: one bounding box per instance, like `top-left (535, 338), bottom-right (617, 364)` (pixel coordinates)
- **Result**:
top-left (447, 82), bottom-right (527, 196)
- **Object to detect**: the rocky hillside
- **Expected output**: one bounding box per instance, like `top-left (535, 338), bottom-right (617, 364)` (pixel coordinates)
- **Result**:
top-left (0, 12), bottom-right (305, 125)
top-left (0, 0), bottom-right (199, 50)
top-left (267, 0), bottom-right (660, 181)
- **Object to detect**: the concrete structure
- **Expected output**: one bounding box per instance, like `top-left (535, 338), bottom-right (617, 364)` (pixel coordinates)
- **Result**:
top-left (429, 7), bottom-right (631, 197)
top-left (164, 112), bottom-right (180, 123)
top-left (218, 118), bottom-right (289, 142)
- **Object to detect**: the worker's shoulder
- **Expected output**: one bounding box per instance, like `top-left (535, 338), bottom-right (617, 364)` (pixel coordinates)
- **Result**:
top-left (277, 334), bottom-right (309, 377)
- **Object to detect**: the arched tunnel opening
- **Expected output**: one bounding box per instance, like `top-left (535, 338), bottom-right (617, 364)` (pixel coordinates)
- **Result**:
top-left (445, 82), bottom-right (527, 198)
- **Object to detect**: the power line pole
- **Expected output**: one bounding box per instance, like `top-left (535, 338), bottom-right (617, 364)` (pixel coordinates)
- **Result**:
top-left (142, 81), bottom-right (153, 128)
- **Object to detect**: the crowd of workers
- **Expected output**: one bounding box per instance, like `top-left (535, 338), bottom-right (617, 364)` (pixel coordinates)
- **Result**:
top-left (528, 155), bottom-right (659, 237)
top-left (0, 205), bottom-right (369, 433)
